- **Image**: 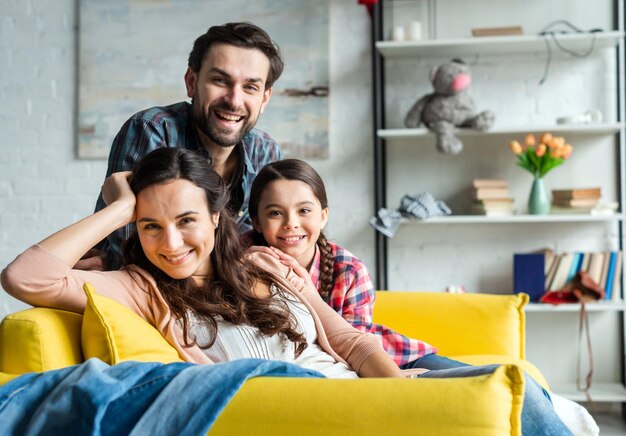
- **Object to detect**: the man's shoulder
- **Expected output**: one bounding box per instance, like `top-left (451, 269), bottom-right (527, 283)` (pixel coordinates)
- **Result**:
top-left (128, 102), bottom-right (190, 124)
top-left (240, 128), bottom-right (282, 167)
top-left (243, 128), bottom-right (279, 144)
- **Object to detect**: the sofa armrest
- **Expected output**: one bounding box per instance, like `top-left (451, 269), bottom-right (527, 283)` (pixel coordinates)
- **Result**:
top-left (210, 364), bottom-right (524, 435)
top-left (373, 292), bottom-right (528, 359)
top-left (0, 308), bottom-right (83, 374)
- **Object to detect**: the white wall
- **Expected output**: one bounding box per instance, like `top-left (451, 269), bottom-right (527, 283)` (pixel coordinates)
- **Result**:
top-left (0, 0), bottom-right (376, 315)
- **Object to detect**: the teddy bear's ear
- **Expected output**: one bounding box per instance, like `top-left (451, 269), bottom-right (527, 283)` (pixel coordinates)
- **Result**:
top-left (429, 65), bottom-right (439, 83)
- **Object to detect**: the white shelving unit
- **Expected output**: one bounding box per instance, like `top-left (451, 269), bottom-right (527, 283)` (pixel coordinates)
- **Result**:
top-left (400, 214), bottom-right (623, 224)
top-left (378, 123), bottom-right (625, 139)
top-left (371, 0), bottom-right (626, 403)
top-left (376, 31), bottom-right (624, 57)
top-left (526, 301), bottom-right (626, 312)
top-left (551, 383), bottom-right (626, 403)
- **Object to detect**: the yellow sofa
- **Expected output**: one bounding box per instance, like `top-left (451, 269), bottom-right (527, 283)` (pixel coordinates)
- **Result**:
top-left (0, 289), bottom-right (540, 435)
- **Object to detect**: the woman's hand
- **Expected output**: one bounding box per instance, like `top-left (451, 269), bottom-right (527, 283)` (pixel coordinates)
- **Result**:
top-left (37, 171), bottom-right (137, 268)
top-left (102, 171), bottom-right (135, 224)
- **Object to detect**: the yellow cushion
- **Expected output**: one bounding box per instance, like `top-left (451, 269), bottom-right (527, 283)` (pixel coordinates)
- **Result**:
top-left (0, 308), bottom-right (83, 374)
top-left (373, 291), bottom-right (529, 359)
top-left (81, 282), bottom-right (183, 364)
top-left (0, 372), bottom-right (20, 386)
top-left (453, 354), bottom-right (549, 391)
top-left (210, 364), bottom-right (525, 436)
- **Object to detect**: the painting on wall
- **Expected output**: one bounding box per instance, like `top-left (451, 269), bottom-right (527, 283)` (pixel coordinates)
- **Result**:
top-left (78, 0), bottom-right (329, 159)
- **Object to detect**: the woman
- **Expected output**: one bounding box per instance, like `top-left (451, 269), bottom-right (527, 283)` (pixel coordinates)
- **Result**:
top-left (1, 148), bottom-right (401, 379)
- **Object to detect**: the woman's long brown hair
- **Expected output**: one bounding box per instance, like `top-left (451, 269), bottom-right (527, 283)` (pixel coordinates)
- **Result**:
top-left (248, 159), bottom-right (335, 302)
top-left (123, 148), bottom-right (307, 356)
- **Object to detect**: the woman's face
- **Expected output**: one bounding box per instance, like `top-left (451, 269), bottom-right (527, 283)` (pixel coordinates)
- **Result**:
top-left (135, 179), bottom-right (219, 281)
top-left (252, 179), bottom-right (328, 269)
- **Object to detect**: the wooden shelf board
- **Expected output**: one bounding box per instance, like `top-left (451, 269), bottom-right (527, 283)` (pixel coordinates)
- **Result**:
top-left (400, 214), bottom-right (623, 224)
top-left (550, 382), bottom-right (626, 402)
top-left (378, 123), bottom-right (625, 140)
top-left (376, 31), bottom-right (624, 58)
top-left (526, 301), bottom-right (626, 312)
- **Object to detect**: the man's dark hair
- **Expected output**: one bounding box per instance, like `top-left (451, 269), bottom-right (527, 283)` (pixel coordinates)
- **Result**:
top-left (188, 22), bottom-right (284, 89)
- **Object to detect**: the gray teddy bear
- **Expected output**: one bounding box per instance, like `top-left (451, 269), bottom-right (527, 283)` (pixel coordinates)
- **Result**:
top-left (404, 58), bottom-right (495, 155)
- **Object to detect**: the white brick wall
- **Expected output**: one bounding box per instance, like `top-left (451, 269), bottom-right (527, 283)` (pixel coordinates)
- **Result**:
top-left (0, 0), bottom-right (108, 315)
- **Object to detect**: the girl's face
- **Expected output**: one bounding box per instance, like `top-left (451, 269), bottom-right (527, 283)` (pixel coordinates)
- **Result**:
top-left (253, 179), bottom-right (328, 269)
top-left (135, 179), bottom-right (219, 282)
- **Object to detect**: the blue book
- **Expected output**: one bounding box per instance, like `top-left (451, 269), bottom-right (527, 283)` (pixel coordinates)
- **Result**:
top-left (605, 251), bottom-right (618, 300)
top-left (513, 253), bottom-right (545, 302)
top-left (566, 252), bottom-right (583, 284)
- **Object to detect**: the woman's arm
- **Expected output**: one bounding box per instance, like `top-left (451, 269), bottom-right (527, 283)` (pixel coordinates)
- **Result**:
top-left (1, 172), bottom-right (137, 312)
top-left (38, 172), bottom-right (135, 267)
top-left (248, 251), bottom-right (404, 378)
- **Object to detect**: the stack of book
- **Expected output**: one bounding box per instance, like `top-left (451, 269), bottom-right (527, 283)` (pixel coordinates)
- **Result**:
top-left (514, 249), bottom-right (623, 302)
top-left (551, 187), bottom-right (601, 214)
top-left (470, 179), bottom-right (514, 216)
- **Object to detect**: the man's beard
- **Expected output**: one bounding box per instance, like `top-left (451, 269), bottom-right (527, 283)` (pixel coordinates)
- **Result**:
top-left (192, 98), bottom-right (258, 148)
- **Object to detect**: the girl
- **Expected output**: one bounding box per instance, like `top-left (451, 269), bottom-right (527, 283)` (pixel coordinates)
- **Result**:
top-left (247, 159), bottom-right (577, 435)
top-left (1, 148), bottom-right (402, 379)
top-left (247, 158), bottom-right (437, 369)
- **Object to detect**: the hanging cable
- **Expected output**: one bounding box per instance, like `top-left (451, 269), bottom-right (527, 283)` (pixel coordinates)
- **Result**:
top-left (537, 19), bottom-right (601, 85)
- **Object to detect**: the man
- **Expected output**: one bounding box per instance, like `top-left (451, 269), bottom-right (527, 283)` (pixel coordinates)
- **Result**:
top-left (82, 22), bottom-right (284, 270)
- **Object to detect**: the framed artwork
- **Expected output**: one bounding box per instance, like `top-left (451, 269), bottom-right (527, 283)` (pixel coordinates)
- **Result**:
top-left (78, 0), bottom-right (329, 159)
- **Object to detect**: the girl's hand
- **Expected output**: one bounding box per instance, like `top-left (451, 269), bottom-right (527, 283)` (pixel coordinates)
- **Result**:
top-left (102, 171), bottom-right (135, 223)
top-left (268, 247), bottom-right (316, 289)
top-left (245, 245), bottom-right (279, 259)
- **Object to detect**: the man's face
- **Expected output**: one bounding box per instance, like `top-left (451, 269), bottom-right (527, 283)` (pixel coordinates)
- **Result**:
top-left (185, 43), bottom-right (272, 148)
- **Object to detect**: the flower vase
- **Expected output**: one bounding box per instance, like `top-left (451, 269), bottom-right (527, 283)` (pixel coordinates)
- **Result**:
top-left (528, 177), bottom-right (550, 215)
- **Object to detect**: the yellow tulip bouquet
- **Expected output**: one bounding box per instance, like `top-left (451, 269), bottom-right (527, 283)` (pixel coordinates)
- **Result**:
top-left (509, 133), bottom-right (573, 177)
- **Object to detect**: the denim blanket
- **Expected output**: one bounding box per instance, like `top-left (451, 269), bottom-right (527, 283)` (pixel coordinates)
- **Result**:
top-left (0, 358), bottom-right (323, 435)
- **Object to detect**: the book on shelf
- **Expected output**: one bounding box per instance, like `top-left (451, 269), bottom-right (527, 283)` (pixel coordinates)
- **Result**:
top-left (542, 250), bottom-right (623, 297)
top-left (470, 199), bottom-right (514, 212)
top-left (551, 187), bottom-right (602, 200)
top-left (474, 197), bottom-right (514, 205)
top-left (605, 251), bottom-right (618, 300)
top-left (549, 205), bottom-right (595, 215)
top-left (472, 178), bottom-right (508, 189)
top-left (566, 252), bottom-right (584, 284)
top-left (552, 198), bottom-right (600, 208)
top-left (515, 248), bottom-right (622, 302)
top-left (471, 26), bottom-right (524, 37)
top-left (513, 253), bottom-right (546, 302)
top-left (599, 251), bottom-right (611, 293)
top-left (547, 252), bottom-right (575, 291)
top-left (580, 252), bottom-right (591, 272)
top-left (470, 203), bottom-right (514, 216)
top-left (472, 187), bottom-right (510, 200)
top-left (545, 253), bottom-right (559, 290)
top-left (586, 252), bottom-right (606, 287)
top-left (610, 251), bottom-right (623, 301)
